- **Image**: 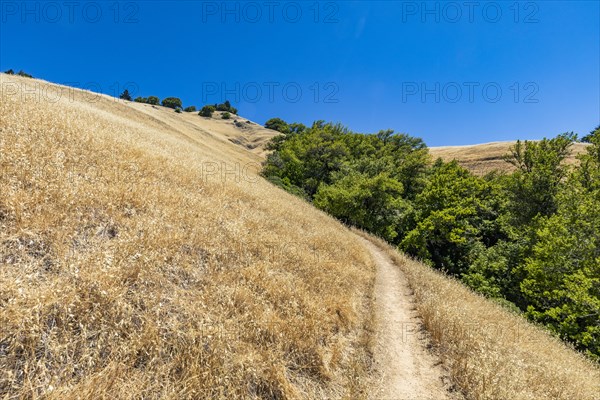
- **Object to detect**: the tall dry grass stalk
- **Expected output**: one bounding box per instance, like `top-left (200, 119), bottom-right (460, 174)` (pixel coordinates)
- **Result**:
top-left (0, 74), bottom-right (376, 399)
top-left (360, 233), bottom-right (600, 400)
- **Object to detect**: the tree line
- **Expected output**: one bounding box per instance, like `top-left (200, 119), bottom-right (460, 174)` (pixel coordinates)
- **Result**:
top-left (262, 119), bottom-right (600, 361)
top-left (119, 90), bottom-right (238, 117)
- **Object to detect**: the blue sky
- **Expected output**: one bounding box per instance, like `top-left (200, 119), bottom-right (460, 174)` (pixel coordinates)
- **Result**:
top-left (1, 1), bottom-right (598, 145)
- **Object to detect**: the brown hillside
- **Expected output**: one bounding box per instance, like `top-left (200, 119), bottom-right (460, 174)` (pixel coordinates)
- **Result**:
top-left (2, 74), bottom-right (599, 400)
top-left (0, 73), bottom-right (374, 399)
top-left (430, 141), bottom-right (589, 175)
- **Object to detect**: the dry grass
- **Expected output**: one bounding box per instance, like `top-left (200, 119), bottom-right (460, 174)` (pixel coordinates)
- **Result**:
top-left (0, 74), bottom-right (376, 399)
top-left (359, 233), bottom-right (600, 400)
top-left (430, 141), bottom-right (589, 175)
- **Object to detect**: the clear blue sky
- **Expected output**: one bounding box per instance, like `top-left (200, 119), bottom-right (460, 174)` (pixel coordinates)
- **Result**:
top-left (1, 1), bottom-right (598, 145)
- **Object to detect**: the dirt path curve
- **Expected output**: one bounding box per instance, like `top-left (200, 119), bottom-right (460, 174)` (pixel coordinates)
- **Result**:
top-left (360, 238), bottom-right (455, 400)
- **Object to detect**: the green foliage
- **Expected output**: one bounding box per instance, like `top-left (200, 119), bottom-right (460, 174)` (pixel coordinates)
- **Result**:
top-left (315, 171), bottom-right (408, 242)
top-left (5, 69), bottom-right (14, 75)
top-left (519, 135), bottom-right (600, 360)
top-left (175, 108), bottom-right (182, 113)
top-left (147, 96), bottom-right (160, 105)
top-left (199, 105), bottom-right (216, 117)
top-left (522, 189), bottom-right (600, 360)
top-left (134, 96), bottom-right (160, 105)
top-left (581, 125), bottom-right (599, 143)
top-left (221, 112), bottom-right (231, 120)
top-left (262, 123), bottom-right (600, 360)
top-left (119, 89), bottom-right (132, 101)
top-left (184, 106), bottom-right (197, 112)
top-left (263, 122), bottom-right (352, 197)
top-left (162, 97), bottom-right (183, 109)
top-left (265, 118), bottom-right (291, 134)
top-left (503, 133), bottom-right (575, 225)
top-left (16, 70), bottom-right (33, 78)
top-left (215, 100), bottom-right (238, 115)
top-left (265, 176), bottom-right (309, 200)
top-left (264, 120), bottom-right (307, 151)
top-left (400, 161), bottom-right (506, 274)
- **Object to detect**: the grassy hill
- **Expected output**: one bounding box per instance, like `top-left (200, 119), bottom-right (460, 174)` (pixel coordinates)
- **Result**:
top-left (430, 141), bottom-right (589, 175)
top-left (1, 74), bottom-right (599, 399)
top-left (0, 74), bottom-right (375, 398)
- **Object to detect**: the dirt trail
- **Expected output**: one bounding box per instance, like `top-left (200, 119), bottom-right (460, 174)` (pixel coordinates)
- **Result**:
top-left (361, 238), bottom-right (456, 400)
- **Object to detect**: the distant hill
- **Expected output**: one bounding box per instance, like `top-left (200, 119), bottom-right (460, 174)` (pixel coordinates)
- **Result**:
top-left (429, 141), bottom-right (590, 175)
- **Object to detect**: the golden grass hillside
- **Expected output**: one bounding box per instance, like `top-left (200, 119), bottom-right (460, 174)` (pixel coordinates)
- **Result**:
top-left (430, 141), bottom-right (589, 175)
top-left (0, 74), bottom-right (376, 399)
top-left (359, 233), bottom-right (600, 400)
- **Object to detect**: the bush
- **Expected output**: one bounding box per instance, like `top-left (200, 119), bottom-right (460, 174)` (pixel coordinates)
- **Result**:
top-left (215, 100), bottom-right (238, 115)
top-left (199, 105), bottom-right (216, 117)
top-left (222, 112), bottom-right (231, 120)
top-left (175, 108), bottom-right (182, 113)
top-left (265, 118), bottom-right (290, 134)
top-left (147, 96), bottom-right (160, 105)
top-left (16, 70), bottom-right (33, 78)
top-left (5, 69), bottom-right (14, 75)
top-left (184, 106), bottom-right (197, 112)
top-left (215, 102), bottom-right (228, 111)
top-left (119, 90), bottom-right (132, 101)
top-left (162, 97), bottom-right (183, 109)
top-left (134, 97), bottom-right (147, 103)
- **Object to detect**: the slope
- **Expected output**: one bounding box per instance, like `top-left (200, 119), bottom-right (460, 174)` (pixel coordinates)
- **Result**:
top-left (0, 74), bottom-right (374, 399)
top-left (430, 141), bottom-right (589, 175)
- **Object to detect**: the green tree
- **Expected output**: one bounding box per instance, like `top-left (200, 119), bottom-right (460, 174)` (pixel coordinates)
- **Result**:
top-left (147, 96), bottom-right (160, 105)
top-left (199, 105), bottom-right (216, 117)
top-left (215, 100), bottom-right (237, 114)
top-left (521, 189), bottom-right (600, 360)
top-left (263, 122), bottom-right (351, 197)
top-left (184, 106), bottom-right (197, 112)
top-left (581, 125), bottom-right (599, 143)
top-left (119, 89), bottom-right (132, 101)
top-left (503, 133), bottom-right (576, 226)
top-left (265, 118), bottom-right (291, 134)
top-left (401, 161), bottom-right (504, 275)
top-left (16, 70), bottom-right (33, 78)
top-left (315, 170), bottom-right (408, 242)
top-left (162, 97), bottom-right (183, 109)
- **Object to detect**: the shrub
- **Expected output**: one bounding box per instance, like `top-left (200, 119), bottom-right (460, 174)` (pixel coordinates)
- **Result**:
top-left (119, 90), bottom-right (132, 101)
top-left (5, 69), bottom-right (14, 75)
top-left (16, 70), bottom-right (33, 78)
top-left (265, 118), bottom-right (290, 134)
top-left (162, 97), bottom-right (183, 109)
top-left (215, 100), bottom-right (238, 115)
top-left (222, 112), bottom-right (231, 120)
top-left (147, 96), bottom-right (160, 105)
top-left (184, 106), bottom-right (197, 112)
top-left (199, 105), bottom-right (216, 117)
top-left (175, 108), bottom-right (182, 113)
top-left (134, 97), bottom-right (148, 103)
